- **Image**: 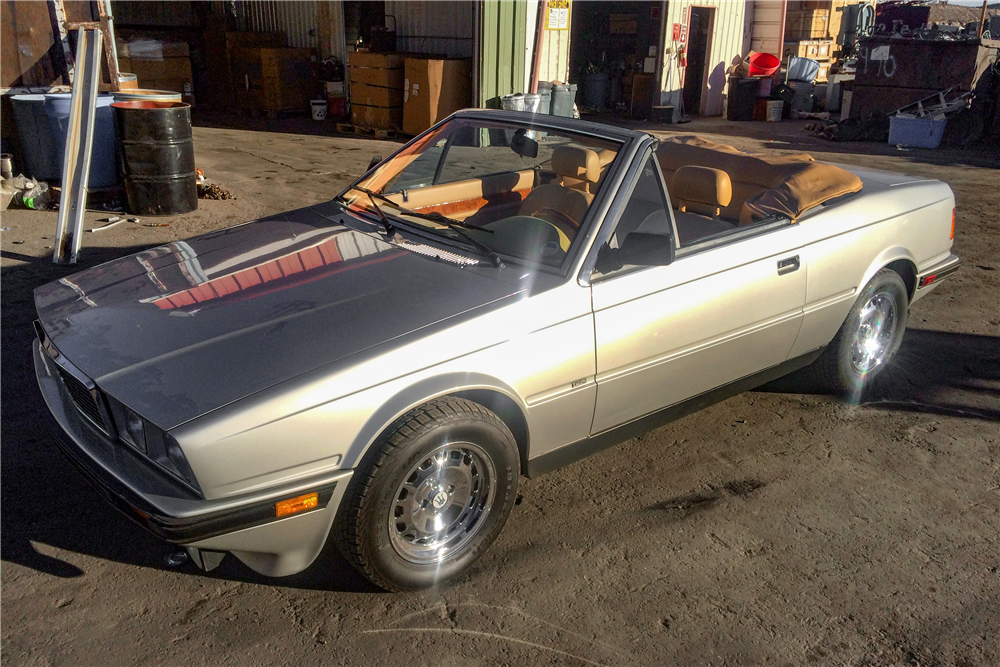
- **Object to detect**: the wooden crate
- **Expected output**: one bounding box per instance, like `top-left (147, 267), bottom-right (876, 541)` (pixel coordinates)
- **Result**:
top-left (203, 29), bottom-right (286, 109)
top-left (784, 39), bottom-right (834, 60)
top-left (231, 47), bottom-right (315, 112)
top-left (348, 52), bottom-right (405, 130)
top-left (785, 9), bottom-right (830, 40)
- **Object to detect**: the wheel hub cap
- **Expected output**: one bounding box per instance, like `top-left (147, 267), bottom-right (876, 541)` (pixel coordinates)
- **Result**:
top-left (850, 291), bottom-right (898, 374)
top-left (388, 443), bottom-right (496, 564)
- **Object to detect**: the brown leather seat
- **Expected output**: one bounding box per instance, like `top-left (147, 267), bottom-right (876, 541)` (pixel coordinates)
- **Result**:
top-left (670, 165), bottom-right (733, 218)
top-left (519, 145), bottom-right (601, 225)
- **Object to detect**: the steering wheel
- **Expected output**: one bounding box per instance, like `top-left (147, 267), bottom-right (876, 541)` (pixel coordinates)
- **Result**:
top-left (532, 208), bottom-right (579, 247)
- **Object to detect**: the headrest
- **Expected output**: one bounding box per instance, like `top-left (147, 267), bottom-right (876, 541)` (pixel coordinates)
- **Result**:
top-left (551, 145), bottom-right (601, 183)
top-left (671, 166), bottom-right (733, 208)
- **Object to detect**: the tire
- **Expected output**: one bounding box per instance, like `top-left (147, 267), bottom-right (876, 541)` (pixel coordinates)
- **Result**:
top-left (806, 268), bottom-right (909, 394)
top-left (334, 397), bottom-right (520, 591)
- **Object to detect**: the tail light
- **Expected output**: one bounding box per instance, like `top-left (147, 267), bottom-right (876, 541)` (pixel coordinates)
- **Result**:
top-left (951, 208), bottom-right (955, 240)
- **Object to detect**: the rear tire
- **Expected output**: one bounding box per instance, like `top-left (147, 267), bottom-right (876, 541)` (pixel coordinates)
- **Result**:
top-left (807, 268), bottom-right (908, 394)
top-left (334, 397), bottom-right (519, 591)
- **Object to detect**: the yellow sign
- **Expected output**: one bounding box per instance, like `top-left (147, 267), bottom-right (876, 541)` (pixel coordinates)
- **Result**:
top-left (547, 0), bottom-right (570, 31)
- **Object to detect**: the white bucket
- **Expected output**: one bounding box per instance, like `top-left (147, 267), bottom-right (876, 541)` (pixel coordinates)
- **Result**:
top-left (311, 99), bottom-right (328, 121)
top-left (766, 100), bottom-right (783, 122)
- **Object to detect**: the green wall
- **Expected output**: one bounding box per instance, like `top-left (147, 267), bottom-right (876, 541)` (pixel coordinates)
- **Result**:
top-left (479, 0), bottom-right (528, 108)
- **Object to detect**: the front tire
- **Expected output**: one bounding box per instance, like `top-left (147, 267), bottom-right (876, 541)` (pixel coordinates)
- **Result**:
top-left (808, 268), bottom-right (909, 394)
top-left (334, 397), bottom-right (520, 591)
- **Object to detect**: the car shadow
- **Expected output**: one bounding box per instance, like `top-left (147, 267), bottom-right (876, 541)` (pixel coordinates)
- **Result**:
top-left (759, 328), bottom-right (1000, 422)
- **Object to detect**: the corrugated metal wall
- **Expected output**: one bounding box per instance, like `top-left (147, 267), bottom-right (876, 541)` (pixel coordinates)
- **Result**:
top-left (661, 0), bottom-right (753, 117)
top-left (479, 0), bottom-right (528, 107)
top-left (229, 0), bottom-right (319, 49)
top-left (384, 0), bottom-right (475, 58)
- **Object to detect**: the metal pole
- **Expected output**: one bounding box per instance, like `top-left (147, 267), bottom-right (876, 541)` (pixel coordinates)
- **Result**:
top-left (53, 28), bottom-right (102, 265)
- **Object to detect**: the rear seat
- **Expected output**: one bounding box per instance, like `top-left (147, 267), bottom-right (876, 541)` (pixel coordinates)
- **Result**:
top-left (655, 136), bottom-right (863, 226)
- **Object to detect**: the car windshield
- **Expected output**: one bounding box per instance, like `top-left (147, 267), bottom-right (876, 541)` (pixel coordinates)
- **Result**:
top-left (339, 117), bottom-right (622, 268)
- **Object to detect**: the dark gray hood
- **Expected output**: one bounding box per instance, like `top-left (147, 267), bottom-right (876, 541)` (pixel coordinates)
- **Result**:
top-left (34, 203), bottom-right (533, 429)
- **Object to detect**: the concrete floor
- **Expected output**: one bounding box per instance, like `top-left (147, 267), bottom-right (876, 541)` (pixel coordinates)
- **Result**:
top-left (2, 113), bottom-right (998, 666)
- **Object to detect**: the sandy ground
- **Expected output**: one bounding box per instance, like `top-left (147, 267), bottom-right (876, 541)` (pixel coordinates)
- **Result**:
top-left (2, 114), bottom-right (998, 667)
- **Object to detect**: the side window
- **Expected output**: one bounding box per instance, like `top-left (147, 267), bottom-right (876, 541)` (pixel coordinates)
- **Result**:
top-left (594, 155), bottom-right (675, 278)
top-left (607, 156), bottom-right (674, 250)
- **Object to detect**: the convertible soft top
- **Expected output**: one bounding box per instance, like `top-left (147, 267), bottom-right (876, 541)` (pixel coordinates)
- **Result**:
top-left (656, 135), bottom-right (863, 223)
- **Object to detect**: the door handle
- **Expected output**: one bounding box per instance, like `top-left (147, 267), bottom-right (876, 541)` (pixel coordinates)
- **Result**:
top-left (777, 255), bottom-right (800, 275)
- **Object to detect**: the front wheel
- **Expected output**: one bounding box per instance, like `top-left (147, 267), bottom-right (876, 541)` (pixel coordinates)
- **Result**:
top-left (334, 397), bottom-right (520, 591)
top-left (807, 268), bottom-right (909, 394)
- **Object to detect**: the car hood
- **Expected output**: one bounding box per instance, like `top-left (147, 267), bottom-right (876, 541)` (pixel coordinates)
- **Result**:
top-left (34, 203), bottom-right (532, 429)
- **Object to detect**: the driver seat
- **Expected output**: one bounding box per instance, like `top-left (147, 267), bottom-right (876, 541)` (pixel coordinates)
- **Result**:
top-left (519, 145), bottom-right (601, 226)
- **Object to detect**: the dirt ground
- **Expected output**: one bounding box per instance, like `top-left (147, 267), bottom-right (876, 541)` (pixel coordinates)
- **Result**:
top-left (2, 114), bottom-right (998, 667)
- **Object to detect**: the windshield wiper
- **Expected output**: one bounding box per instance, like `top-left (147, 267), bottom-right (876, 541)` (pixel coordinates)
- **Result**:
top-left (348, 186), bottom-right (395, 236)
top-left (342, 187), bottom-right (503, 268)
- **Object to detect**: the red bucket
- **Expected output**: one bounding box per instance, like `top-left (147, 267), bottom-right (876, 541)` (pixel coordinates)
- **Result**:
top-left (748, 52), bottom-right (780, 77)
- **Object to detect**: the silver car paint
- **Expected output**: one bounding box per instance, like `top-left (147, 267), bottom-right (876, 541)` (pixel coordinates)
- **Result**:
top-left (34, 113), bottom-right (957, 577)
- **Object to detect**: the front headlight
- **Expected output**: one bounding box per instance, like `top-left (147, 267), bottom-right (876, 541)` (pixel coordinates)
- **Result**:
top-left (106, 397), bottom-right (200, 492)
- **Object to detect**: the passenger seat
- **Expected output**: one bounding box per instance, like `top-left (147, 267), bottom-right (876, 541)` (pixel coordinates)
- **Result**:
top-left (670, 165), bottom-right (732, 218)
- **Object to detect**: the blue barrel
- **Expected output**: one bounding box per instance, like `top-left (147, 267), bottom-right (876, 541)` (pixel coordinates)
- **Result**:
top-left (10, 93), bottom-right (118, 188)
top-left (584, 73), bottom-right (609, 111)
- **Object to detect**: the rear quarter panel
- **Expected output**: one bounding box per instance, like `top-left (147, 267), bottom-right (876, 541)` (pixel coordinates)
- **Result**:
top-left (790, 178), bottom-right (955, 357)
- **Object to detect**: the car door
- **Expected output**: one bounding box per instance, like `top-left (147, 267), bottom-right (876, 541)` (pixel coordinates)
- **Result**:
top-left (589, 152), bottom-right (807, 434)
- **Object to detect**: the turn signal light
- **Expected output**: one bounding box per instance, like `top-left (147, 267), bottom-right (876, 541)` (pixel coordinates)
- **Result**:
top-left (275, 492), bottom-right (319, 517)
top-left (951, 208), bottom-right (955, 239)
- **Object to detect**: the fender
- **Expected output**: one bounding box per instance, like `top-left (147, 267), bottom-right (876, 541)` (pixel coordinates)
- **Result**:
top-left (341, 372), bottom-right (529, 471)
top-left (858, 245), bottom-right (918, 302)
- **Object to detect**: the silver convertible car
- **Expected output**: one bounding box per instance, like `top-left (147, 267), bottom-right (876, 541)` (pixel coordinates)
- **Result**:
top-left (34, 110), bottom-right (960, 590)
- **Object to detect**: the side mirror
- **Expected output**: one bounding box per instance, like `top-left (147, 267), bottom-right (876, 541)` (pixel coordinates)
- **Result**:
top-left (595, 232), bottom-right (675, 274)
top-left (367, 156), bottom-right (382, 172)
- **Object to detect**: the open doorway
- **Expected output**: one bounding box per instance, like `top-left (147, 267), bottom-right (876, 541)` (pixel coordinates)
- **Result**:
top-left (682, 6), bottom-right (714, 115)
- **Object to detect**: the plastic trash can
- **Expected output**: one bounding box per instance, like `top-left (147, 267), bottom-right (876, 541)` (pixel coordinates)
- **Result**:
top-left (11, 93), bottom-right (118, 188)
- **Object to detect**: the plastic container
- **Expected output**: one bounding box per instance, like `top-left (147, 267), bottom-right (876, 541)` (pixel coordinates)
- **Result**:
top-left (748, 52), bottom-right (780, 77)
top-left (523, 93), bottom-right (541, 114)
top-left (551, 84), bottom-right (577, 117)
top-left (766, 100), bottom-right (783, 122)
top-left (788, 80), bottom-right (815, 112)
top-left (112, 101), bottom-right (197, 215)
top-left (786, 57), bottom-right (820, 83)
top-left (888, 116), bottom-right (948, 149)
top-left (10, 93), bottom-right (118, 188)
top-left (584, 72), bottom-right (609, 110)
top-left (536, 81), bottom-right (553, 114)
top-left (726, 78), bottom-right (759, 121)
top-left (112, 89), bottom-right (183, 103)
top-left (311, 99), bottom-right (329, 120)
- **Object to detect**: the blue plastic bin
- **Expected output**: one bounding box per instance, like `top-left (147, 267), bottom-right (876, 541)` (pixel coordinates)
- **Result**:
top-left (10, 93), bottom-right (119, 188)
top-left (888, 115), bottom-right (948, 149)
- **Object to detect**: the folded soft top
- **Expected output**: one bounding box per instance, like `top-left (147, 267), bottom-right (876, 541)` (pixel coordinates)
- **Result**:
top-left (656, 135), bottom-right (863, 223)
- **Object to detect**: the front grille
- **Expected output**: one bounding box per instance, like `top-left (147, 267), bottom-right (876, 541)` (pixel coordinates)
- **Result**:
top-left (56, 366), bottom-right (107, 432)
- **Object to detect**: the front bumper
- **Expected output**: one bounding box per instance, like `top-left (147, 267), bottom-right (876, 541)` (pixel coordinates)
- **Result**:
top-left (34, 339), bottom-right (353, 576)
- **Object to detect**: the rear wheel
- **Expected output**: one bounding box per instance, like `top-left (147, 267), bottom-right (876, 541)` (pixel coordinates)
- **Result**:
top-left (334, 397), bottom-right (519, 591)
top-left (807, 268), bottom-right (909, 394)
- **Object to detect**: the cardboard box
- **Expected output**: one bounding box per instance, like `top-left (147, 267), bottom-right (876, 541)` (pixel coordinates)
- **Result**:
top-left (118, 44), bottom-right (195, 105)
top-left (231, 47), bottom-right (315, 112)
top-left (402, 57), bottom-right (470, 135)
top-left (784, 40), bottom-right (833, 60)
top-left (349, 52), bottom-right (406, 130)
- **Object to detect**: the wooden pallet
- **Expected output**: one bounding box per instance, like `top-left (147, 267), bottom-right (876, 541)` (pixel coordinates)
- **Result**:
top-left (335, 123), bottom-right (400, 140)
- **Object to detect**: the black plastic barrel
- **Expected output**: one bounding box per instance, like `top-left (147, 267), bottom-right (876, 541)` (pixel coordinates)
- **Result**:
top-left (112, 100), bottom-right (197, 215)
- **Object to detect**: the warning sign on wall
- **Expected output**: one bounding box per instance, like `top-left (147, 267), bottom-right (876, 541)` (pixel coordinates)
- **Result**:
top-left (547, 0), bottom-right (569, 30)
